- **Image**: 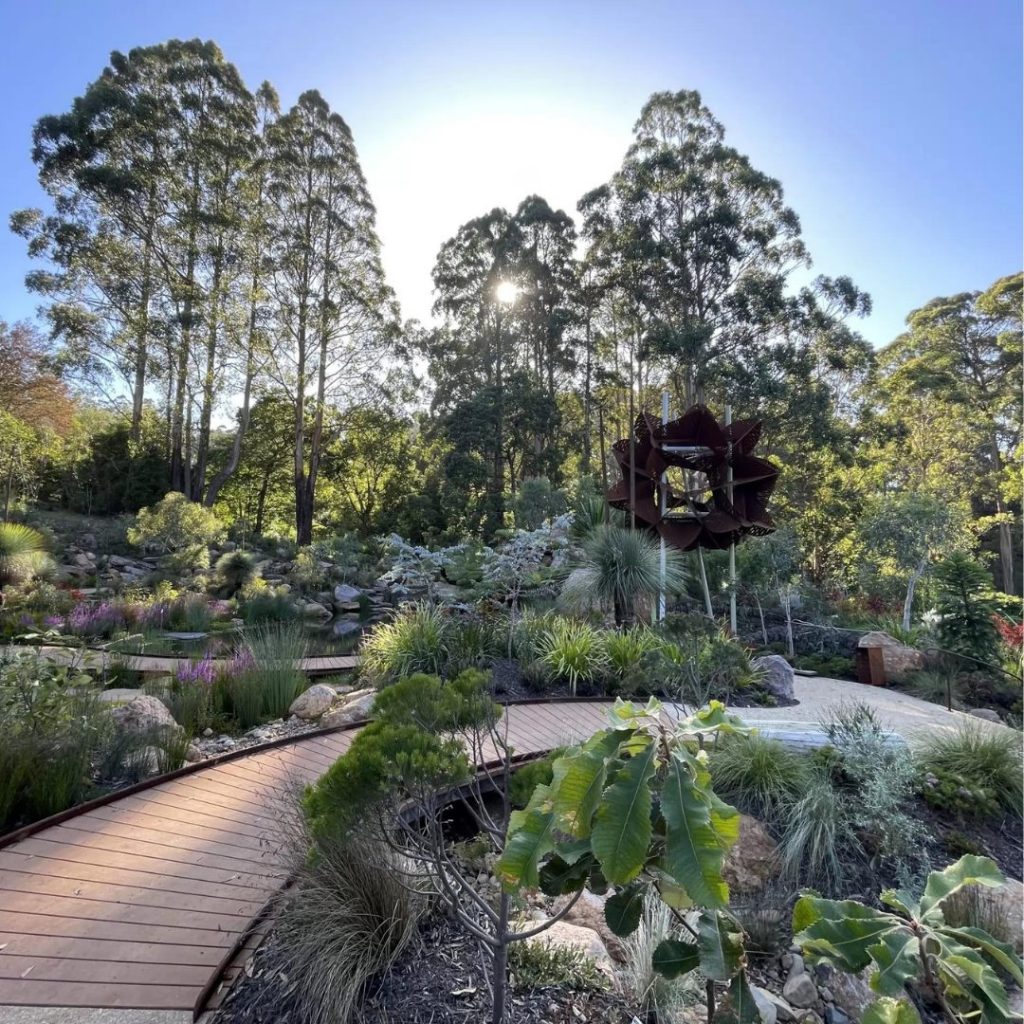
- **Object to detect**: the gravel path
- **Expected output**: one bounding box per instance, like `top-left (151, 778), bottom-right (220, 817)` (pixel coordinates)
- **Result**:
top-left (736, 675), bottom-right (1018, 745)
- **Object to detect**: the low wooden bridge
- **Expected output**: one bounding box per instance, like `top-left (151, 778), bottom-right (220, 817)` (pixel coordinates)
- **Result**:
top-left (0, 699), bottom-right (613, 1019)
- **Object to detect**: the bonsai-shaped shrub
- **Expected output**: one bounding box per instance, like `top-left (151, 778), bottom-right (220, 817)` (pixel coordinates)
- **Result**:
top-left (794, 854), bottom-right (1023, 1023)
top-left (127, 492), bottom-right (226, 573)
top-left (214, 549), bottom-right (258, 598)
top-left (0, 522), bottom-right (54, 599)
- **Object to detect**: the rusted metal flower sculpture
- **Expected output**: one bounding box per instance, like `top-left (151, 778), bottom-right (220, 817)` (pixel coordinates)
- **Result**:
top-left (606, 405), bottom-right (778, 552)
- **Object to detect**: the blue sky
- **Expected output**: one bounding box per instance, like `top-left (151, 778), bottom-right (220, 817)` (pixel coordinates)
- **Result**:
top-left (1, 0), bottom-right (1020, 347)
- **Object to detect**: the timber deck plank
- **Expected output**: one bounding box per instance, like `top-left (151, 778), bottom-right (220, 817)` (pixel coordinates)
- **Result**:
top-left (0, 700), bottom-right (610, 1013)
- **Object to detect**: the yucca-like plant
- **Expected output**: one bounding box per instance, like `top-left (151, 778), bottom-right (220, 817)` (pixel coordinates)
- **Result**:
top-left (560, 525), bottom-right (686, 626)
top-left (0, 523), bottom-right (54, 595)
top-left (361, 601), bottom-right (451, 686)
top-left (538, 618), bottom-right (607, 696)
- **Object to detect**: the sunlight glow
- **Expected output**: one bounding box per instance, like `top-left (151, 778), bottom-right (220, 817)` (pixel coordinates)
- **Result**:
top-left (495, 280), bottom-right (519, 304)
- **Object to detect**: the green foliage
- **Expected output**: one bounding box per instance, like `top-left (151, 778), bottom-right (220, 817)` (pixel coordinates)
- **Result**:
top-left (601, 626), bottom-right (663, 690)
top-left (498, 699), bottom-right (758, 997)
top-left (933, 553), bottom-right (1002, 669)
top-left (127, 492), bottom-right (226, 572)
top-left (508, 936), bottom-right (607, 991)
top-left (512, 476), bottom-right (566, 531)
top-left (361, 602), bottom-right (452, 685)
top-left (709, 732), bottom-right (809, 821)
top-left (508, 750), bottom-right (564, 810)
top-left (236, 622), bottom-right (309, 722)
top-left (641, 629), bottom-right (756, 706)
top-left (794, 855), bottom-right (1023, 1024)
top-left (0, 651), bottom-right (110, 829)
top-left (916, 724), bottom-right (1022, 820)
top-left (538, 617), bottom-right (607, 696)
top-left (238, 583), bottom-right (298, 625)
top-left (213, 549), bottom-right (258, 597)
top-left (304, 669), bottom-right (498, 836)
top-left (560, 525), bottom-right (687, 625)
top-left (0, 522), bottom-right (54, 590)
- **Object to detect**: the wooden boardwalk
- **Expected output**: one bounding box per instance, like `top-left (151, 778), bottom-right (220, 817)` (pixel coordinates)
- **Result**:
top-left (11, 644), bottom-right (360, 677)
top-left (0, 700), bottom-right (613, 1017)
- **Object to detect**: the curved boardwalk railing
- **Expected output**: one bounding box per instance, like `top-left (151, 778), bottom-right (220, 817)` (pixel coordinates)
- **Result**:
top-left (8, 644), bottom-right (360, 677)
top-left (0, 699), bottom-right (614, 1017)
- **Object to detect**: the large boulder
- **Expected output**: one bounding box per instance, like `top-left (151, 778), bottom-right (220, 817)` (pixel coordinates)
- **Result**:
top-left (752, 655), bottom-right (795, 702)
top-left (299, 599), bottom-right (332, 621)
top-left (857, 631), bottom-right (923, 681)
top-left (333, 583), bottom-right (363, 607)
top-left (288, 684), bottom-right (338, 720)
top-left (553, 890), bottom-right (626, 962)
top-left (108, 695), bottom-right (179, 736)
top-left (948, 876), bottom-right (1024, 953)
top-left (321, 689), bottom-right (376, 728)
top-left (525, 919), bottom-right (614, 979)
top-left (723, 814), bottom-right (781, 893)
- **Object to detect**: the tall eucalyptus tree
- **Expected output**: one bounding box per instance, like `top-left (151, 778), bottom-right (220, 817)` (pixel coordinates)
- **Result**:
top-left (264, 90), bottom-right (396, 544)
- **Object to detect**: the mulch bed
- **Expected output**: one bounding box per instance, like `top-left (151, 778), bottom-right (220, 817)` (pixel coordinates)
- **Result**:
top-left (213, 913), bottom-right (639, 1024)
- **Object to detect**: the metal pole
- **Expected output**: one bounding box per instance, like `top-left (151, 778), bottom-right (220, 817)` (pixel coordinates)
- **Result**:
top-left (725, 404), bottom-right (737, 636)
top-left (658, 390), bottom-right (669, 621)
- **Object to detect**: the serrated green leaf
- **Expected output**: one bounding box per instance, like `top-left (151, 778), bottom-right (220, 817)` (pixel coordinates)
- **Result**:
top-left (550, 749), bottom-right (606, 839)
top-left (919, 855), bottom-right (1005, 919)
top-left (652, 937), bottom-right (700, 979)
top-left (862, 997), bottom-right (922, 1024)
top-left (939, 926), bottom-right (1024, 987)
top-left (604, 882), bottom-right (646, 937)
top-left (590, 736), bottom-right (657, 885)
top-left (495, 783), bottom-right (553, 889)
top-left (868, 932), bottom-right (920, 997)
top-left (713, 970), bottom-right (761, 1023)
top-left (934, 934), bottom-right (1012, 1020)
top-left (879, 888), bottom-right (918, 917)
top-left (538, 853), bottom-right (591, 897)
top-left (793, 896), bottom-right (902, 973)
top-left (698, 909), bottom-right (746, 981)
top-left (661, 750), bottom-right (732, 907)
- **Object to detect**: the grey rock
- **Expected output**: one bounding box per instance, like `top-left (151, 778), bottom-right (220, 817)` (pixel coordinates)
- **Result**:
top-left (321, 689), bottom-right (375, 728)
top-left (80, 533), bottom-right (97, 550)
top-left (288, 683), bottom-right (337, 720)
top-left (969, 707), bottom-right (1003, 723)
top-left (751, 986), bottom-right (778, 1024)
top-left (752, 654), bottom-right (795, 701)
top-left (332, 619), bottom-right (361, 638)
top-left (299, 599), bottom-right (332, 621)
top-left (782, 971), bottom-right (818, 1010)
top-left (824, 1008), bottom-right (852, 1024)
top-left (333, 583), bottom-right (363, 605)
top-left (108, 695), bottom-right (179, 736)
top-left (763, 992), bottom-right (798, 1022)
top-left (829, 970), bottom-right (875, 1020)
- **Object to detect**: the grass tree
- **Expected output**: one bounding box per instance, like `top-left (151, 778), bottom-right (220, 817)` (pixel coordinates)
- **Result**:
top-left (0, 522), bottom-right (53, 603)
top-left (561, 524), bottom-right (686, 626)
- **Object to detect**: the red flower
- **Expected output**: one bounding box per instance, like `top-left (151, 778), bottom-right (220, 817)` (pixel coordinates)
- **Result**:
top-left (994, 615), bottom-right (1024, 651)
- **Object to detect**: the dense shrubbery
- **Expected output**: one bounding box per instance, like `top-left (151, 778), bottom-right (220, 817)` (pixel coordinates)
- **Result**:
top-left (127, 492), bottom-right (226, 572)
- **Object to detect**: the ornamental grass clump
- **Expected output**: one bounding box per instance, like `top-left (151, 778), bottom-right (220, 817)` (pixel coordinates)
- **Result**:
top-left (213, 549), bottom-right (258, 597)
top-left (231, 622), bottom-right (309, 724)
top-left (361, 601), bottom-right (452, 686)
top-left (0, 523), bottom-right (54, 595)
top-left (279, 830), bottom-right (427, 1024)
top-left (916, 723), bottom-right (1023, 820)
top-left (708, 732), bottom-right (809, 822)
top-left (538, 617), bottom-right (607, 696)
